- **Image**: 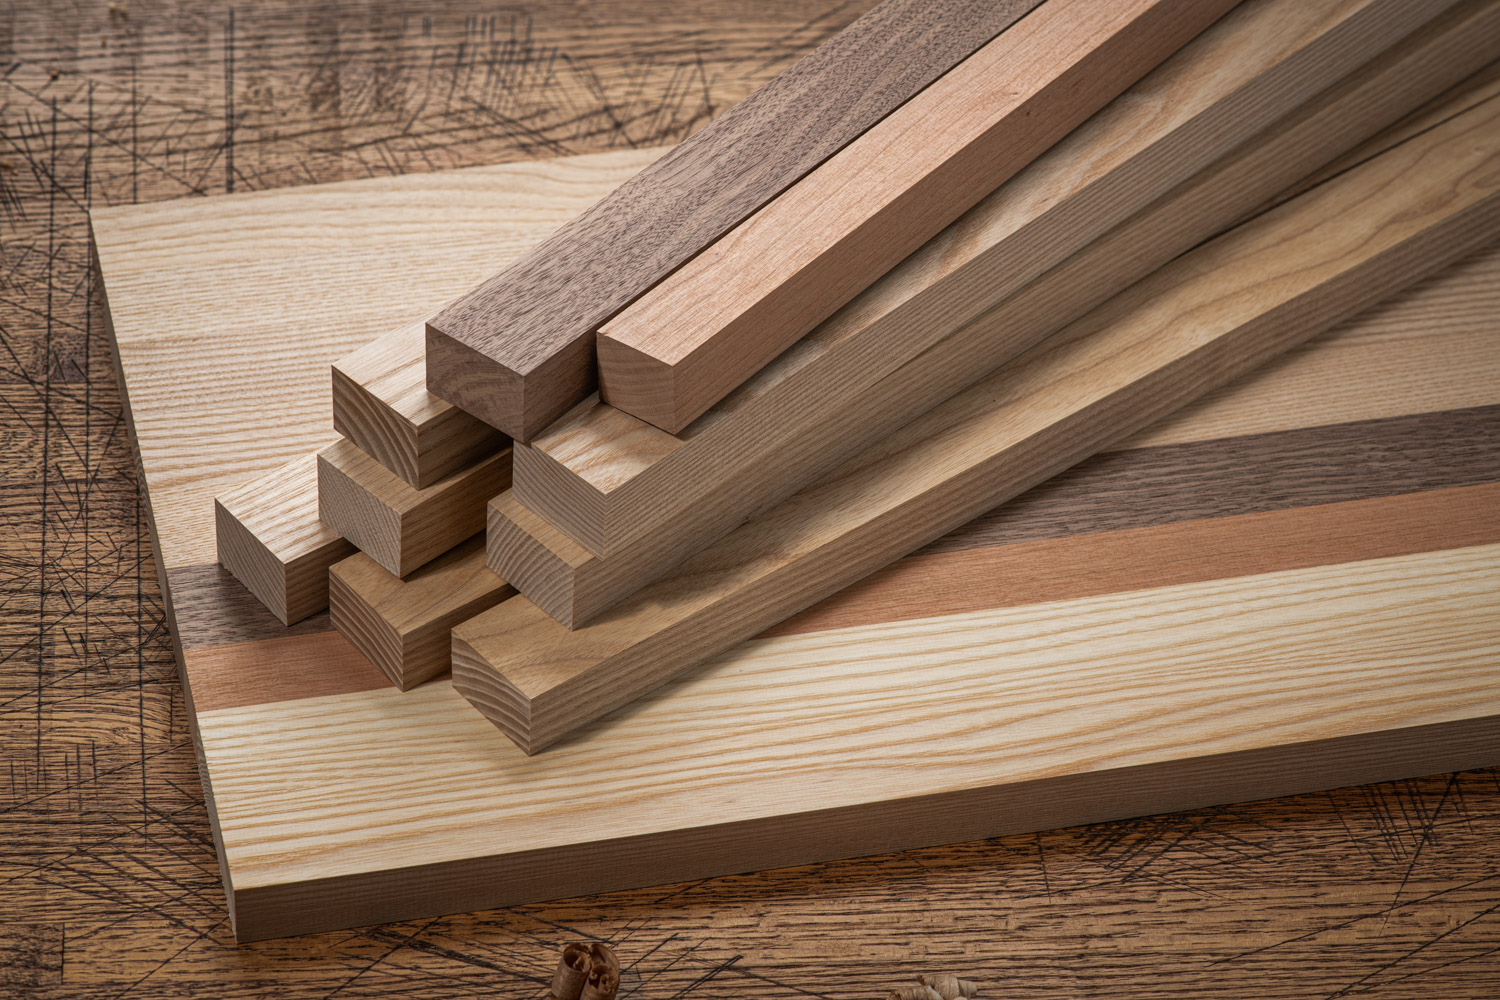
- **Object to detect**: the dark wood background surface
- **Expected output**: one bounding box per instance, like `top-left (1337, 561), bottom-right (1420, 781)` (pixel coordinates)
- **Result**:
top-left (2, 2), bottom-right (1498, 996)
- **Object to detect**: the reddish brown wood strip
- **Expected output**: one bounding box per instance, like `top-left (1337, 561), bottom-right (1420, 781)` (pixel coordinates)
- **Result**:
top-left (424, 0), bottom-right (1044, 440)
top-left (186, 631), bottom-right (389, 714)
top-left (766, 482), bottom-right (1500, 638)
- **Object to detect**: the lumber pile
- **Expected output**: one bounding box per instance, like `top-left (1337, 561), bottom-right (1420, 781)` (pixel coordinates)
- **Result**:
top-left (212, 0), bottom-right (1500, 767)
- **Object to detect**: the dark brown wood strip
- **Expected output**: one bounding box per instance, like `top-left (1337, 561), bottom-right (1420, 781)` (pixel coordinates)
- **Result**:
top-left (424, 0), bottom-right (1044, 441)
top-left (167, 562), bottom-right (335, 651)
top-left (764, 482), bottom-right (1500, 639)
top-left (921, 403), bottom-right (1500, 556)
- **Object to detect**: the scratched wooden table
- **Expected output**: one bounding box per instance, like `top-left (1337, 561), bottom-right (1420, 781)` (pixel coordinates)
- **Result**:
top-left (3, 2), bottom-right (1499, 996)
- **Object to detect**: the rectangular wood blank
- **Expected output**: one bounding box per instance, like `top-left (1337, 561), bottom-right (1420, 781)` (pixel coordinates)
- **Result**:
top-left (317, 439), bottom-right (511, 577)
top-left (595, 0), bottom-right (1243, 432)
top-left (498, 5), bottom-right (1500, 628)
top-left (422, 0), bottom-right (1045, 441)
top-left (453, 96), bottom-right (1500, 753)
top-left (215, 452), bottom-right (355, 626)
top-left (329, 537), bottom-right (514, 690)
top-left (521, 0), bottom-right (1488, 557)
top-left (332, 322), bottom-right (506, 489)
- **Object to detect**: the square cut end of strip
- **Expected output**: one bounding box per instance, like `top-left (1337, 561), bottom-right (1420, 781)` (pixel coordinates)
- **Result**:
top-left (596, 330), bottom-right (698, 434)
top-left (426, 320), bottom-right (596, 442)
top-left (451, 619), bottom-right (540, 754)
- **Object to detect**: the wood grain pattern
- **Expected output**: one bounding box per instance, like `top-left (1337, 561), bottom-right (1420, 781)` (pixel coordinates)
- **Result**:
top-left (329, 538), bottom-right (515, 691)
top-left (332, 322), bottom-right (506, 489)
top-left (454, 99), bottom-right (1500, 752)
top-left (518, 2), bottom-right (1500, 559)
top-left (595, 0), bottom-right (1244, 432)
top-left (317, 439), bottom-right (511, 578)
top-left (423, 0), bottom-right (1045, 441)
top-left (213, 452), bottom-right (354, 625)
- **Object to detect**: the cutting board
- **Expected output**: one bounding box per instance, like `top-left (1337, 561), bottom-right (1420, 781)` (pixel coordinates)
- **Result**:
top-left (91, 146), bottom-right (1500, 943)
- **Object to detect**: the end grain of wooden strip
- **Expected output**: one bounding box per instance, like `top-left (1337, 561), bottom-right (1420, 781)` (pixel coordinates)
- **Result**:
top-left (329, 536), bottom-right (515, 690)
top-left (453, 98), bottom-right (1500, 752)
top-left (317, 439), bottom-right (512, 577)
top-left (423, 0), bottom-right (1045, 441)
top-left (332, 322), bottom-right (507, 489)
top-left (215, 452), bottom-right (355, 626)
top-left (596, 0), bottom-right (1244, 432)
top-left (523, 0), bottom-right (1497, 556)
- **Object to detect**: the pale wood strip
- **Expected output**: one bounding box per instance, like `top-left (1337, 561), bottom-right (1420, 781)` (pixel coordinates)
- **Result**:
top-left (597, 0), bottom-right (1243, 433)
top-left (456, 97), bottom-right (1500, 752)
top-left (521, 2), bottom-right (1498, 557)
top-left (90, 146), bottom-right (660, 569)
top-left (423, 0), bottom-right (1046, 441)
top-left (316, 439), bottom-right (511, 578)
top-left (214, 452), bottom-right (354, 625)
top-left (331, 322), bottom-right (506, 489)
top-left (329, 538), bottom-right (515, 691)
top-left (202, 542), bottom-right (1500, 937)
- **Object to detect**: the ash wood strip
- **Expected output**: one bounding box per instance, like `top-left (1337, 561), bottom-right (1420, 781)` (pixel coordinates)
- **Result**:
top-left (927, 403), bottom-right (1500, 557)
top-left (329, 537), bottom-right (515, 691)
top-left (521, 1), bottom-right (1498, 557)
top-left (422, 0), bottom-right (1045, 442)
top-left (332, 322), bottom-right (507, 489)
top-left (493, 399), bottom-right (1500, 630)
top-left (186, 631), bottom-right (391, 715)
top-left (214, 452), bottom-right (355, 625)
top-left (454, 100), bottom-right (1500, 753)
top-left (317, 440), bottom-right (511, 578)
top-left (594, 0), bottom-right (1245, 432)
top-left (90, 146), bottom-right (660, 571)
top-left (767, 483), bottom-right (1500, 639)
top-left (207, 542), bottom-right (1500, 938)
top-left (167, 563), bottom-right (335, 651)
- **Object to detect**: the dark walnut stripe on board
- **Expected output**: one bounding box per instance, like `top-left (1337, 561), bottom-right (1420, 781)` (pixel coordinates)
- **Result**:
top-left (923, 402), bottom-right (1500, 556)
top-left (424, 0), bottom-right (1045, 441)
top-left (167, 563), bottom-right (336, 650)
top-left (767, 481), bottom-right (1500, 639)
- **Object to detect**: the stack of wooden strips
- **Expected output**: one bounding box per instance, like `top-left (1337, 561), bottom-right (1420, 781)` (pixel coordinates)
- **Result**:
top-left (213, 0), bottom-right (1500, 755)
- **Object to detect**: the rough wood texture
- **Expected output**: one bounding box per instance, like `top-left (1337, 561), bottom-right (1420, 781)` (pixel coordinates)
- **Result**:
top-left (329, 538), bottom-right (515, 690)
top-left (424, 0), bottom-right (1046, 441)
top-left (596, 0), bottom-right (1243, 432)
top-left (317, 439), bottom-right (511, 577)
top-left (332, 322), bottom-right (506, 489)
top-left (455, 98), bottom-right (1500, 753)
top-left (500, 12), bottom-right (1499, 629)
top-left (21, 0), bottom-right (1500, 990)
top-left (518, 0), bottom-right (1495, 559)
top-left (214, 452), bottom-right (354, 625)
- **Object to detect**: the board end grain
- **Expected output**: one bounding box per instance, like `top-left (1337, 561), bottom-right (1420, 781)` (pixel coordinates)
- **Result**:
top-left (487, 492), bottom-right (593, 630)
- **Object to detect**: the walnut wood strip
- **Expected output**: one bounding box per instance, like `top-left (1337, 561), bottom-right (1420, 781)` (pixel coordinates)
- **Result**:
top-left (214, 452), bottom-right (355, 625)
top-left (767, 483), bottom-right (1500, 639)
top-left (186, 631), bottom-right (390, 715)
top-left (594, 0), bottom-right (1245, 432)
top-left (167, 563), bottom-right (335, 651)
top-left (519, 0), bottom-right (1497, 557)
top-left (332, 322), bottom-right (506, 489)
top-left (453, 99), bottom-right (1500, 753)
top-left (329, 537), bottom-right (515, 691)
top-left (316, 440), bottom-right (511, 577)
top-left (423, 0), bottom-right (1045, 441)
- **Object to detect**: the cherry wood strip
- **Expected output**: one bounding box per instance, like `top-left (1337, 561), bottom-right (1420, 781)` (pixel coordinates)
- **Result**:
top-left (423, 0), bottom-right (1045, 441)
top-left (332, 322), bottom-right (507, 489)
top-left (596, 0), bottom-right (1243, 433)
top-left (452, 99), bottom-right (1500, 753)
top-left (768, 482), bottom-right (1500, 639)
top-left (518, 2), bottom-right (1499, 557)
top-left (186, 631), bottom-right (390, 714)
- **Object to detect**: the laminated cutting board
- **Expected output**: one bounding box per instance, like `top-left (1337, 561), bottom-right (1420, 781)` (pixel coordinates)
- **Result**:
top-left (91, 146), bottom-right (1500, 943)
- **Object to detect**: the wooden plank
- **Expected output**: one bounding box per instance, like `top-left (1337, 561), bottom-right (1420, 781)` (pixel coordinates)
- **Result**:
top-left (519, 0), bottom-right (1497, 560)
top-left (332, 322), bottom-right (506, 489)
top-left (214, 452), bottom-right (354, 625)
top-left (328, 538), bottom-right (514, 690)
top-left (594, 0), bottom-right (1243, 432)
top-left (423, 0), bottom-right (1046, 442)
top-left (316, 440), bottom-right (511, 577)
top-left (454, 96), bottom-right (1500, 753)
